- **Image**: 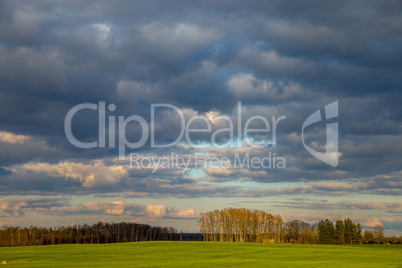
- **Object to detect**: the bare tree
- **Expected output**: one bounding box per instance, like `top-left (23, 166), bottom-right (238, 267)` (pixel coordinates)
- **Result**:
top-left (373, 224), bottom-right (384, 244)
top-left (198, 208), bottom-right (284, 243)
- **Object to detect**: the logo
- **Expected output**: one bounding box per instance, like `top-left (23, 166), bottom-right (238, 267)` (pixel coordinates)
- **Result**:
top-left (64, 102), bottom-right (286, 160)
top-left (64, 101), bottom-right (339, 169)
top-left (302, 101), bottom-right (338, 167)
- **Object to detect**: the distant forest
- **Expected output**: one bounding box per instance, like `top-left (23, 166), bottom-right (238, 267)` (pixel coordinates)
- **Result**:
top-left (0, 222), bottom-right (202, 247)
top-left (199, 208), bottom-right (402, 244)
top-left (1, 208), bottom-right (401, 247)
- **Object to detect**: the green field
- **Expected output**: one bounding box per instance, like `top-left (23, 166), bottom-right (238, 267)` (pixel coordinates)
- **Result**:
top-left (0, 242), bottom-right (401, 267)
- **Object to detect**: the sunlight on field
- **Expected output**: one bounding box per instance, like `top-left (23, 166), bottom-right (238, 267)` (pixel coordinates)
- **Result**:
top-left (0, 242), bottom-right (401, 267)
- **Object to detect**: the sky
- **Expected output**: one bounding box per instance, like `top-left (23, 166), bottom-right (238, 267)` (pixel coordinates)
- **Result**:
top-left (0, 0), bottom-right (401, 235)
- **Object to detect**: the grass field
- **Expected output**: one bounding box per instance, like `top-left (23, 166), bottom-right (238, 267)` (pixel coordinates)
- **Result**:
top-left (0, 242), bottom-right (401, 267)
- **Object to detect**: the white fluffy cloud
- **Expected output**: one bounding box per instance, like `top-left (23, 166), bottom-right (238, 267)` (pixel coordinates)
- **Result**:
top-left (0, 197), bottom-right (68, 217)
top-left (82, 201), bottom-right (125, 215)
top-left (146, 204), bottom-right (167, 217)
top-left (11, 161), bottom-right (128, 188)
top-left (146, 204), bottom-right (196, 219)
top-left (0, 131), bottom-right (30, 144)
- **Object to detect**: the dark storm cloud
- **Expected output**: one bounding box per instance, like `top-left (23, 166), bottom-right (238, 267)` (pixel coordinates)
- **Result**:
top-left (0, 0), bottom-right (401, 197)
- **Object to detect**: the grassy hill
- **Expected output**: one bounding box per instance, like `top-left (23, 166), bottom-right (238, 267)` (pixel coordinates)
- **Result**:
top-left (0, 242), bottom-right (401, 267)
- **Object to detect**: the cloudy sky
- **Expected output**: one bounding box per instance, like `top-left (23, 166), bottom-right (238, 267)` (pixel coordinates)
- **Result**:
top-left (0, 0), bottom-right (401, 235)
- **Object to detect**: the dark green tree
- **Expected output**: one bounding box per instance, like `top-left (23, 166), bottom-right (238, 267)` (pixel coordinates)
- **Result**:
top-left (343, 218), bottom-right (356, 244)
top-left (355, 224), bottom-right (363, 244)
top-left (318, 219), bottom-right (335, 244)
top-left (335, 220), bottom-right (345, 244)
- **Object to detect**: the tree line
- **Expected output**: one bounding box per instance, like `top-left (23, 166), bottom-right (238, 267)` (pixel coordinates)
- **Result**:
top-left (199, 208), bottom-right (285, 243)
top-left (317, 218), bottom-right (363, 244)
top-left (1, 210), bottom-right (400, 247)
top-left (0, 221), bottom-right (179, 247)
top-left (199, 208), bottom-right (402, 244)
